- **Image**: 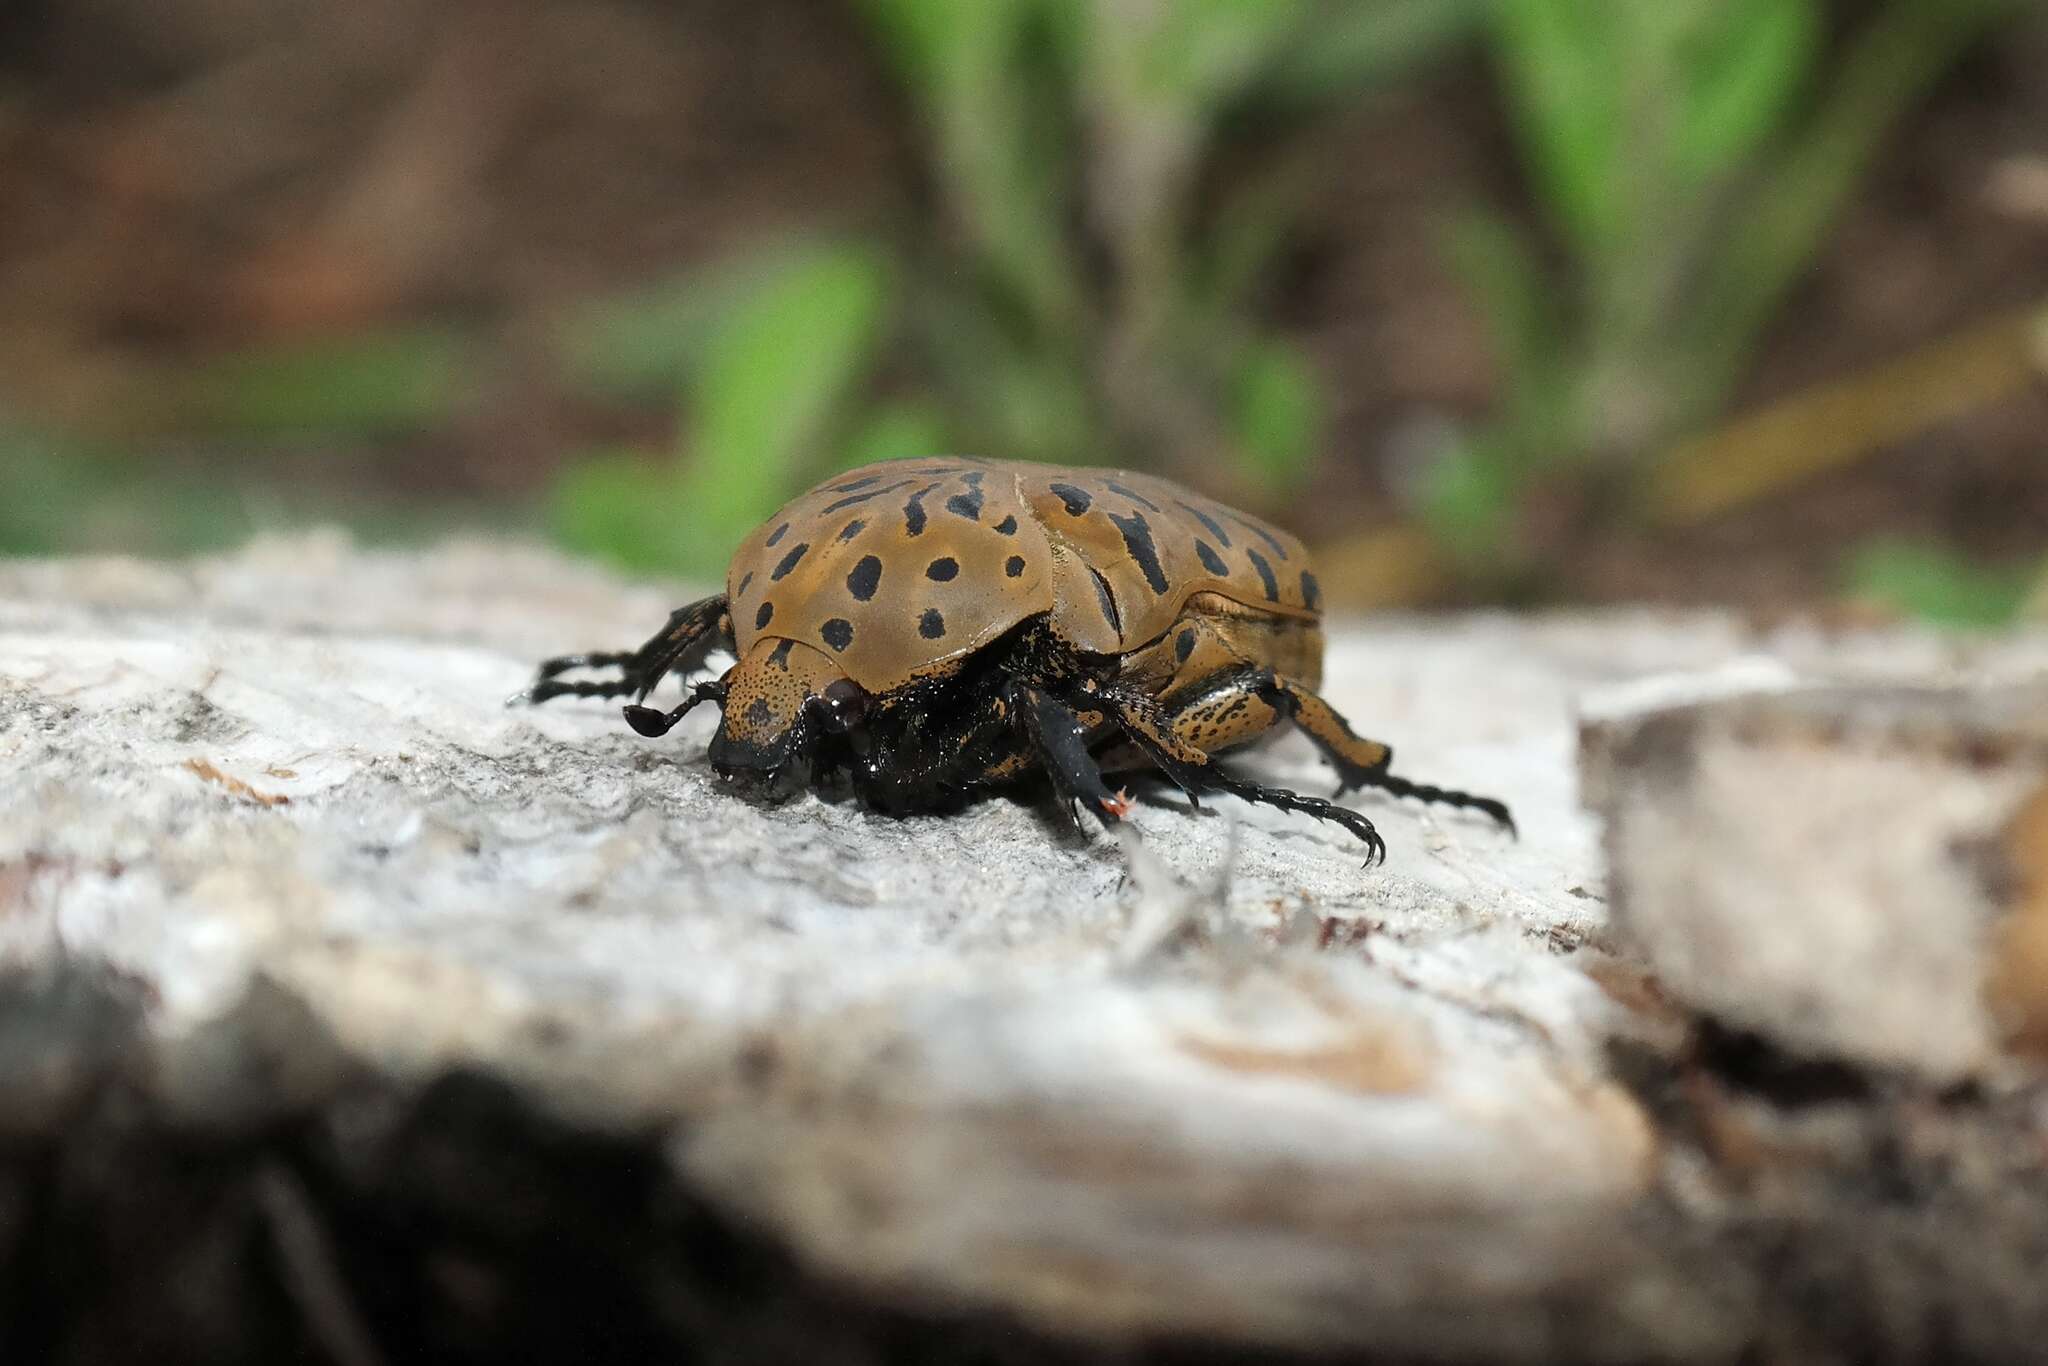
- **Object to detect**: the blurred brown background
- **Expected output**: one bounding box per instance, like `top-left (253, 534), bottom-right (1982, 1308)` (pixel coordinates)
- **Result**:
top-left (1, 0), bottom-right (2043, 621)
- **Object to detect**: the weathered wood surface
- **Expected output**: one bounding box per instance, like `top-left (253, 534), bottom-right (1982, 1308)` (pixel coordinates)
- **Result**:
top-left (3, 535), bottom-right (2048, 1363)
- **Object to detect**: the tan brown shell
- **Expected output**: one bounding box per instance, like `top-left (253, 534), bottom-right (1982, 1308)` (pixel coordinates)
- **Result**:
top-left (724, 457), bottom-right (1319, 692)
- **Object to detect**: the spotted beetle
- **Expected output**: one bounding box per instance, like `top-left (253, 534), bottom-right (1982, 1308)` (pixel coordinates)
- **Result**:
top-left (523, 457), bottom-right (1511, 863)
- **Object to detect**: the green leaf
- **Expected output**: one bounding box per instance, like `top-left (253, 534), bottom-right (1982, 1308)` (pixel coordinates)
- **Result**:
top-left (0, 427), bottom-right (108, 555)
top-left (556, 264), bottom-right (758, 400)
top-left (184, 327), bottom-right (472, 437)
top-left (549, 448), bottom-right (694, 574)
top-left (1140, 0), bottom-right (1310, 105)
top-left (1844, 538), bottom-right (2035, 628)
top-left (860, 0), bottom-right (1082, 333)
top-left (1684, 0), bottom-right (2021, 396)
top-left (860, 0), bottom-right (981, 99)
top-left (1195, 165), bottom-right (1305, 319)
top-left (548, 243), bottom-right (895, 576)
top-left (1674, 0), bottom-right (1816, 182)
top-left (676, 242), bottom-right (892, 545)
top-left (1266, 0), bottom-right (1487, 107)
top-left (1441, 208), bottom-right (1570, 442)
top-left (1228, 338), bottom-right (1322, 496)
top-left (1491, 0), bottom-right (1627, 250)
top-left (1414, 434), bottom-right (1520, 566)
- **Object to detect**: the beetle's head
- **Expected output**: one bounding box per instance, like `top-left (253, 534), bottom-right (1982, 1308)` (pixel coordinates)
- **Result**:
top-left (708, 637), bottom-right (868, 799)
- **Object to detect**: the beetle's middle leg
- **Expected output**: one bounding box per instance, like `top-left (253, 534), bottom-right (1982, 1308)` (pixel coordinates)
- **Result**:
top-left (1005, 680), bottom-right (1126, 831)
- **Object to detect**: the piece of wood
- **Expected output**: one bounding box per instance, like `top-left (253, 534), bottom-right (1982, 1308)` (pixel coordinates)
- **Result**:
top-left (5, 541), bottom-right (2048, 1361)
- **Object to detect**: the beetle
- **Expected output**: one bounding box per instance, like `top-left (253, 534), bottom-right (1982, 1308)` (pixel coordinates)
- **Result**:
top-left (521, 456), bottom-right (1511, 863)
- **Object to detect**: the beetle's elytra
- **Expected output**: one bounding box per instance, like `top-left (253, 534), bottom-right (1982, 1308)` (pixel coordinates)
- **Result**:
top-left (523, 456), bottom-right (1512, 863)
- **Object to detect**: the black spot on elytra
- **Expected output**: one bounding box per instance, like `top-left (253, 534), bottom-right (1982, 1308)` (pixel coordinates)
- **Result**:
top-left (1236, 516), bottom-right (1288, 560)
top-left (1300, 570), bottom-right (1321, 609)
top-left (764, 522), bottom-right (789, 548)
top-left (1175, 628), bottom-right (1196, 663)
top-left (1245, 548), bottom-right (1280, 601)
top-left (821, 479), bottom-right (912, 515)
top-left (837, 519), bottom-right (866, 543)
top-left (767, 639), bottom-right (795, 668)
top-left (846, 555), bottom-right (883, 601)
top-left (925, 556), bottom-right (959, 582)
top-left (1048, 482), bottom-right (1092, 516)
top-left (1107, 480), bottom-right (1161, 513)
top-left (770, 542), bottom-right (809, 581)
top-left (829, 474), bottom-right (881, 493)
top-left (1179, 501), bottom-right (1231, 547)
top-left (755, 601), bottom-right (774, 629)
top-left (903, 482), bottom-right (940, 536)
top-left (945, 486), bottom-right (984, 520)
top-left (736, 571), bottom-right (754, 597)
top-left (1087, 566), bottom-right (1122, 635)
top-left (993, 514), bottom-right (1018, 535)
top-left (746, 697), bottom-right (773, 726)
top-left (918, 608), bottom-right (946, 640)
top-left (1108, 510), bottom-right (1169, 596)
top-left (820, 618), bottom-right (854, 651)
top-left (963, 468), bottom-right (986, 482)
top-left (1194, 539), bottom-right (1228, 577)
top-left (1004, 555), bottom-right (1025, 578)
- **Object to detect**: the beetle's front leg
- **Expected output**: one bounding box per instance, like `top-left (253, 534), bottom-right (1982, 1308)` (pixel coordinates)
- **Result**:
top-left (1004, 679), bottom-right (1126, 829)
top-left (521, 595), bottom-right (733, 706)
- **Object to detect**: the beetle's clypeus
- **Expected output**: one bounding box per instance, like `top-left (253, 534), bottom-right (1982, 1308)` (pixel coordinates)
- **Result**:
top-left (522, 457), bottom-right (1512, 864)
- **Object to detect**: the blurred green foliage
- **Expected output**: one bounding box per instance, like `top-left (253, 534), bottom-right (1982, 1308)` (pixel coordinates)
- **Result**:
top-left (0, 419), bottom-right (237, 555)
top-left (548, 0), bottom-right (1488, 576)
top-left (553, 243), bottom-right (894, 574)
top-left (1418, 0), bottom-right (2030, 580)
top-left (2, 0), bottom-right (2038, 626)
top-left (185, 329), bottom-right (475, 437)
top-left (1846, 539), bottom-right (2044, 628)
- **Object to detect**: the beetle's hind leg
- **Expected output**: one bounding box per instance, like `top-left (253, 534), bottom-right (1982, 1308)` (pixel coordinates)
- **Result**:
top-left (1155, 663), bottom-right (1513, 836)
top-left (1256, 676), bottom-right (1515, 834)
top-left (520, 595), bottom-right (732, 706)
top-left (1092, 684), bottom-right (1385, 864)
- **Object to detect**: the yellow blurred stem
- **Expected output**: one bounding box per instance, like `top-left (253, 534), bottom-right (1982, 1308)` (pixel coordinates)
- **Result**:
top-left (1643, 302), bottom-right (2048, 527)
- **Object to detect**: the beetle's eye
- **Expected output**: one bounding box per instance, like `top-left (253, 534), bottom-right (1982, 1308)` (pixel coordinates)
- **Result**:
top-left (818, 678), bottom-right (868, 731)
